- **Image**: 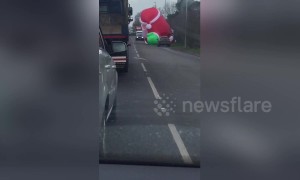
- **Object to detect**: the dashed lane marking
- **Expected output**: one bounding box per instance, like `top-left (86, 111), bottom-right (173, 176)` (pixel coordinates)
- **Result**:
top-left (168, 123), bottom-right (193, 164)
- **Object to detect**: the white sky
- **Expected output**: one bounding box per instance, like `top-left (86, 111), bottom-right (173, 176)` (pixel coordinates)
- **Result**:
top-left (129, 0), bottom-right (178, 17)
top-left (128, 0), bottom-right (200, 27)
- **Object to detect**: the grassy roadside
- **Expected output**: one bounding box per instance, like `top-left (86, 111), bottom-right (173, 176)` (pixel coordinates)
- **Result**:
top-left (170, 43), bottom-right (200, 57)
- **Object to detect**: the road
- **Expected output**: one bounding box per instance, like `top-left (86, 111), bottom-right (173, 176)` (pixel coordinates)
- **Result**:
top-left (100, 37), bottom-right (200, 166)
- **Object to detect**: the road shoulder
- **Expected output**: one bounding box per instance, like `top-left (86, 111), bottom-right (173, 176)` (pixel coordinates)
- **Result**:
top-left (169, 44), bottom-right (200, 57)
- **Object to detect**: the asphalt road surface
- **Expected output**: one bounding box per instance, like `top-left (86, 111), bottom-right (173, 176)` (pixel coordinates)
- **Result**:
top-left (100, 37), bottom-right (200, 167)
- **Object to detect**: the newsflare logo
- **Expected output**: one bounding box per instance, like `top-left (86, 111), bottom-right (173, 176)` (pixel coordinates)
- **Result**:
top-left (183, 97), bottom-right (272, 113)
top-left (153, 94), bottom-right (176, 117)
top-left (153, 95), bottom-right (272, 116)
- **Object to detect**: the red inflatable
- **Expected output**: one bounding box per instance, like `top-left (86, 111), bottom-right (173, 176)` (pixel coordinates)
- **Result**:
top-left (140, 7), bottom-right (173, 44)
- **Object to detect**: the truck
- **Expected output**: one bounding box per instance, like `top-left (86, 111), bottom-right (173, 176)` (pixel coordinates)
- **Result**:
top-left (99, 0), bottom-right (133, 72)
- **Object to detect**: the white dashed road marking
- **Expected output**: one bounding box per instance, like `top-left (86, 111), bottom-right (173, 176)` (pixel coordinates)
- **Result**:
top-left (147, 77), bottom-right (161, 99)
top-left (134, 39), bottom-right (193, 165)
top-left (168, 124), bottom-right (193, 164)
top-left (141, 63), bottom-right (147, 72)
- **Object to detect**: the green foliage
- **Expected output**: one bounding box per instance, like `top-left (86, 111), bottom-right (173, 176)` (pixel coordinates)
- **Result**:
top-left (167, 0), bottom-right (200, 48)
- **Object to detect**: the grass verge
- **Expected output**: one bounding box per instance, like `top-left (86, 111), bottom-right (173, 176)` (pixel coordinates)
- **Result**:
top-left (170, 43), bottom-right (200, 57)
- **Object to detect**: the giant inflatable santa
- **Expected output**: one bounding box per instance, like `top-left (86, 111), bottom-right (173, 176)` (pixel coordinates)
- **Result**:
top-left (140, 7), bottom-right (173, 45)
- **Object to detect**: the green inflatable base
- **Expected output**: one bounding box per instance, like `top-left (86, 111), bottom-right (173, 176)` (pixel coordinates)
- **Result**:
top-left (147, 32), bottom-right (159, 45)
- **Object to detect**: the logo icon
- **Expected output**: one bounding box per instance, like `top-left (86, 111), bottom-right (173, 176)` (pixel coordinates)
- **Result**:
top-left (153, 94), bottom-right (176, 117)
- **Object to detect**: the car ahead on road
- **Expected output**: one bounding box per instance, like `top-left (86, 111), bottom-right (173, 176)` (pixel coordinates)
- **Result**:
top-left (157, 36), bottom-right (171, 47)
top-left (135, 31), bottom-right (144, 41)
top-left (99, 30), bottom-right (125, 126)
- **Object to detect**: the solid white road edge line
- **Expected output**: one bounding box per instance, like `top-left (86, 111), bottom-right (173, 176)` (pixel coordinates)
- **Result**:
top-left (168, 123), bottom-right (194, 164)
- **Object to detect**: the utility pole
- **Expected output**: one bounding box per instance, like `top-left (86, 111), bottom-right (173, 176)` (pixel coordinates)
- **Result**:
top-left (165, 0), bottom-right (167, 12)
top-left (154, 1), bottom-right (156, 8)
top-left (184, 0), bottom-right (188, 48)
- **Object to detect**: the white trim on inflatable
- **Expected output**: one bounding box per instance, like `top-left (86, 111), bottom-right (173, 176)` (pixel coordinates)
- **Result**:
top-left (139, 8), bottom-right (161, 30)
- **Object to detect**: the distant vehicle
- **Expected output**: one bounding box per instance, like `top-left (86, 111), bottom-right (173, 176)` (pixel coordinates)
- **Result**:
top-left (135, 31), bottom-right (144, 41)
top-left (99, 28), bottom-right (119, 127)
top-left (99, 0), bottom-right (133, 72)
top-left (135, 26), bottom-right (142, 31)
top-left (158, 36), bottom-right (171, 47)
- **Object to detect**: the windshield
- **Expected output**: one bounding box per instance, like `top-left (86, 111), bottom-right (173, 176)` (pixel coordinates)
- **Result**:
top-left (136, 31), bottom-right (142, 36)
top-left (99, 0), bottom-right (123, 14)
top-left (99, 0), bottom-right (200, 167)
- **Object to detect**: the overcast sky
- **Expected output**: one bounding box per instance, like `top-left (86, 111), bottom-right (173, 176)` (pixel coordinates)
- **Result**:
top-left (129, 0), bottom-right (178, 17)
top-left (128, 0), bottom-right (200, 26)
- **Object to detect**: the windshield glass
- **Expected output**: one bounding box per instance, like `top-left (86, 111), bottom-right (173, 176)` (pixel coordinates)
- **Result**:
top-left (100, 0), bottom-right (123, 14)
top-left (99, 0), bottom-right (200, 167)
top-left (136, 31), bottom-right (142, 36)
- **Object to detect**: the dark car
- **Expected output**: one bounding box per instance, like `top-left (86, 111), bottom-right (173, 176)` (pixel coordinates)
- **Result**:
top-left (158, 36), bottom-right (171, 47)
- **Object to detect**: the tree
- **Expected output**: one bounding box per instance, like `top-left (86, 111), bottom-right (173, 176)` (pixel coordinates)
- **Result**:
top-left (167, 0), bottom-right (200, 48)
top-left (159, 1), bottom-right (177, 18)
top-left (132, 12), bottom-right (141, 30)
